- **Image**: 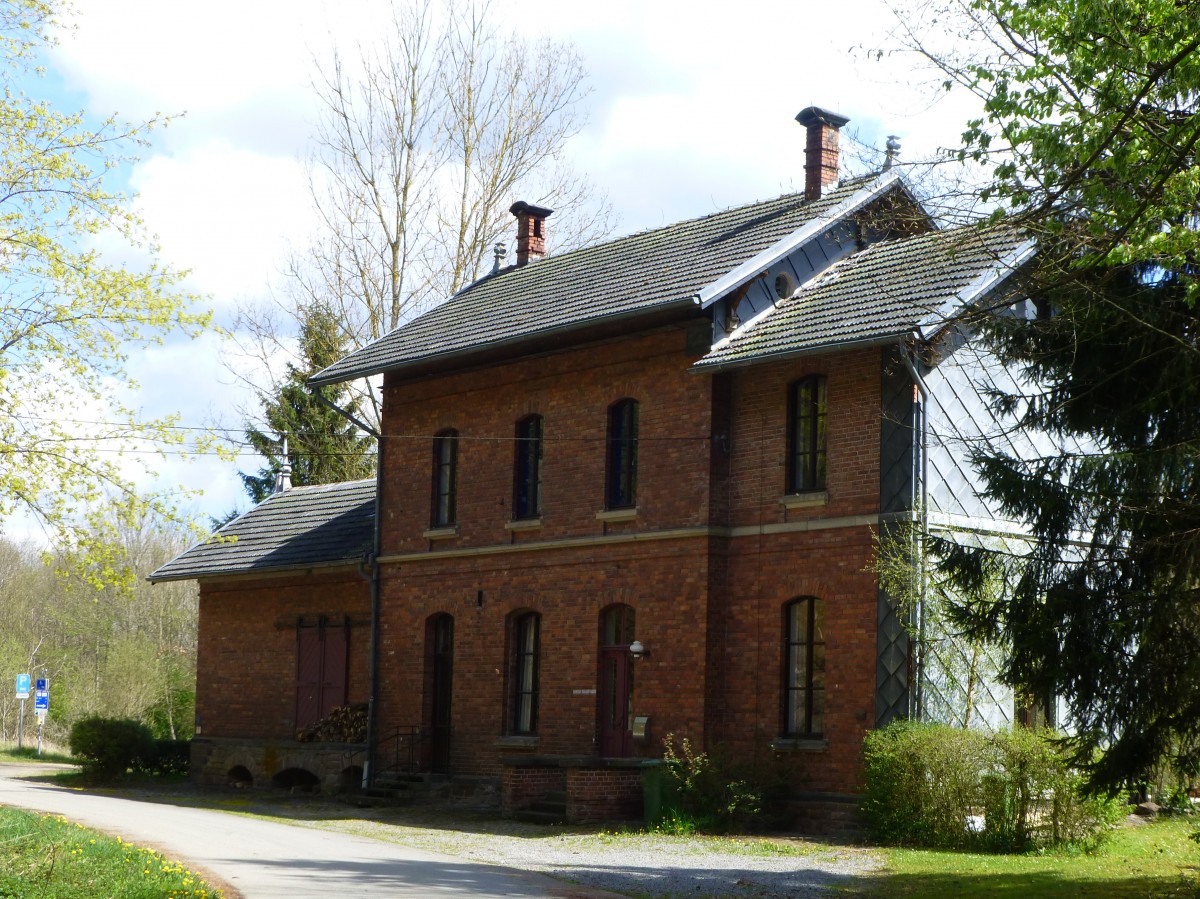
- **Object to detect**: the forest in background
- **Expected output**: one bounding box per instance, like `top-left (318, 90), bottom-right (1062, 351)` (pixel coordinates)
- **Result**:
top-left (0, 512), bottom-right (197, 747)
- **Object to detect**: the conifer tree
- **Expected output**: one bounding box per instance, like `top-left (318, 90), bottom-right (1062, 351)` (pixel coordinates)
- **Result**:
top-left (240, 303), bottom-right (375, 505)
top-left (903, 0), bottom-right (1200, 788)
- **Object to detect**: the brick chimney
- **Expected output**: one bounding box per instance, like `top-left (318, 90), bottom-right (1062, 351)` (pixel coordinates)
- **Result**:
top-left (796, 106), bottom-right (850, 200)
top-left (510, 201), bottom-right (554, 267)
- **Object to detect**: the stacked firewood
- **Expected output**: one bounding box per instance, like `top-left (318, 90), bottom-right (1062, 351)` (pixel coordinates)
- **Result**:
top-left (296, 704), bottom-right (368, 743)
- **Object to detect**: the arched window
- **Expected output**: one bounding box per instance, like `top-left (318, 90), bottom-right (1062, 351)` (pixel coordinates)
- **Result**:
top-left (513, 415), bottom-right (544, 520)
top-left (783, 597), bottom-right (825, 737)
top-left (787, 376), bottom-right (827, 493)
top-left (605, 399), bottom-right (638, 509)
top-left (510, 611), bottom-right (540, 734)
top-left (431, 430), bottom-right (458, 527)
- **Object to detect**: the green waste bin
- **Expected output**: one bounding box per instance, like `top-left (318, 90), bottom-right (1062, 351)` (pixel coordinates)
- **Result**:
top-left (641, 760), bottom-right (678, 825)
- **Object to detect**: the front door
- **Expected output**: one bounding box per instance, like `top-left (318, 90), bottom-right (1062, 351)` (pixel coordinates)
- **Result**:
top-left (597, 605), bottom-right (635, 757)
top-left (429, 614), bottom-right (453, 773)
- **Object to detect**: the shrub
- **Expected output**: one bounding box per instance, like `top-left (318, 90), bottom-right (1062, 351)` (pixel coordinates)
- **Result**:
top-left (661, 734), bottom-right (782, 833)
top-left (68, 716), bottom-right (157, 784)
top-left (149, 739), bottom-right (191, 777)
top-left (863, 720), bottom-right (1120, 852)
top-left (862, 719), bottom-right (991, 848)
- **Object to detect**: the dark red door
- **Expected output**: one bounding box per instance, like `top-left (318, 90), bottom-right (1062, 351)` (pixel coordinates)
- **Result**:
top-left (429, 614), bottom-right (454, 773)
top-left (597, 605), bottom-right (635, 757)
top-left (295, 618), bottom-right (349, 731)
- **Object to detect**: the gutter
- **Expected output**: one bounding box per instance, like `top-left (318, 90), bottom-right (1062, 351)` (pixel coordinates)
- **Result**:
top-left (689, 331), bottom-right (909, 375)
top-left (311, 388), bottom-right (383, 789)
top-left (898, 339), bottom-right (929, 722)
top-left (309, 296), bottom-right (702, 388)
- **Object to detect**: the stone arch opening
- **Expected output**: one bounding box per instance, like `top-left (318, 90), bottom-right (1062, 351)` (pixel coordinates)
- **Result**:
top-left (270, 767), bottom-right (320, 792)
top-left (227, 765), bottom-right (253, 789)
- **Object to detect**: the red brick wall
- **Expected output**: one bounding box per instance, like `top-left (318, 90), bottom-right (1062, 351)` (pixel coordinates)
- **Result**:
top-left (195, 569), bottom-right (371, 740)
top-left (566, 767), bottom-right (644, 822)
top-left (501, 765), bottom-right (566, 815)
top-left (375, 537), bottom-right (711, 775)
top-left (378, 328), bottom-right (714, 550)
top-left (370, 327), bottom-right (885, 795)
top-left (722, 348), bottom-right (882, 526)
top-left (704, 347), bottom-right (883, 791)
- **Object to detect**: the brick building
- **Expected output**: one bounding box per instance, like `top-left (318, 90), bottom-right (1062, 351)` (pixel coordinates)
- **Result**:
top-left (152, 107), bottom-right (1035, 821)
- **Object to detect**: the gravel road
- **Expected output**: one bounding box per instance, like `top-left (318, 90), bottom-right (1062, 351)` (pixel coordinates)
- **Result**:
top-left (208, 800), bottom-right (886, 898)
top-left (2, 763), bottom-right (884, 898)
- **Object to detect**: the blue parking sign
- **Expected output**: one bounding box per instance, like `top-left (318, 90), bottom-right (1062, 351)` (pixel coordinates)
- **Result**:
top-left (15, 674), bottom-right (30, 699)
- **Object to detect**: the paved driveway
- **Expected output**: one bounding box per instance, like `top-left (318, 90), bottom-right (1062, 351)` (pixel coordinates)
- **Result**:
top-left (0, 764), bottom-right (617, 899)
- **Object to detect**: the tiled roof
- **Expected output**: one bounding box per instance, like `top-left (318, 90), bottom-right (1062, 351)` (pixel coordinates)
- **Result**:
top-left (149, 479), bottom-right (375, 582)
top-left (311, 175), bottom-right (896, 386)
top-left (693, 224), bottom-right (1035, 370)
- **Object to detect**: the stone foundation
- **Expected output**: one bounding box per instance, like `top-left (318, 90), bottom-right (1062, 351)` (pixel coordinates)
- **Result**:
top-left (191, 737), bottom-right (366, 793)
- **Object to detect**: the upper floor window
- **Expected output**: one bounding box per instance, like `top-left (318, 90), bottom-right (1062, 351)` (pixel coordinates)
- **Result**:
top-left (787, 376), bottom-right (827, 493)
top-left (431, 429), bottom-right (458, 527)
top-left (513, 415), bottom-right (544, 520)
top-left (606, 399), bottom-right (639, 509)
top-left (784, 596), bottom-right (825, 737)
top-left (510, 611), bottom-right (540, 734)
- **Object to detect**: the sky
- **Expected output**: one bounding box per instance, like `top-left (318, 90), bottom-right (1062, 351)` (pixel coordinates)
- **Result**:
top-left (24, 0), bottom-right (983, 533)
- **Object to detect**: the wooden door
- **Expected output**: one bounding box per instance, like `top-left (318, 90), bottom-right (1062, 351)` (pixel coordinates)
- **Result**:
top-left (597, 605), bottom-right (635, 757)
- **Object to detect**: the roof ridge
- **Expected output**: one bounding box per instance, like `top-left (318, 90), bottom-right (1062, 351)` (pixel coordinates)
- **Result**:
top-left (457, 181), bottom-right (878, 298)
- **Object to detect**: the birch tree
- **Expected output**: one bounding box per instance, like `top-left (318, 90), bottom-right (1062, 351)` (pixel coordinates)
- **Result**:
top-left (0, 0), bottom-right (213, 561)
top-left (233, 0), bottom-right (612, 427)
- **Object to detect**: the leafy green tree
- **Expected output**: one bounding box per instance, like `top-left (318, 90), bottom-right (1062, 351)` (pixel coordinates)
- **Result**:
top-left (239, 302), bottom-right (375, 505)
top-left (903, 0), bottom-right (1200, 789)
top-left (0, 0), bottom-right (211, 561)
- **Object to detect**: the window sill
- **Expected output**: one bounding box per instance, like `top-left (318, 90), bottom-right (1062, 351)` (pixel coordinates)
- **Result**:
top-left (505, 518), bottom-right (543, 532)
top-left (779, 491), bottom-right (829, 510)
top-left (423, 526), bottom-right (459, 541)
top-left (596, 507), bottom-right (638, 523)
top-left (771, 737), bottom-right (828, 752)
top-left (495, 735), bottom-right (540, 749)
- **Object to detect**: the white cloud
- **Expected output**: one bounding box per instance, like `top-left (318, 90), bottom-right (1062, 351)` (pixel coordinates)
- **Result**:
top-left (129, 142), bottom-right (313, 306)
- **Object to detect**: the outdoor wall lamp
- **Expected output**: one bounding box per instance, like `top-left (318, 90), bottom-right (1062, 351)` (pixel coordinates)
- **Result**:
top-left (629, 640), bottom-right (648, 660)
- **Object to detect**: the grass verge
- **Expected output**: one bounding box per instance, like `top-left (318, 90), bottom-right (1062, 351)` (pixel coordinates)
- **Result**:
top-left (845, 815), bottom-right (1200, 898)
top-left (0, 806), bottom-right (222, 899)
top-left (0, 743), bottom-right (77, 765)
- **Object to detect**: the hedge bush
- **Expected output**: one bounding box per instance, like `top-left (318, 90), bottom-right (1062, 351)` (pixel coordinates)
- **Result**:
top-left (862, 721), bottom-right (1122, 851)
top-left (68, 716), bottom-right (157, 784)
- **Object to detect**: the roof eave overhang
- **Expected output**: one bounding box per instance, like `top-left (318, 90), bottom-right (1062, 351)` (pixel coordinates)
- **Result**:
top-left (308, 296), bottom-right (705, 387)
top-left (148, 557), bottom-right (362, 584)
top-left (691, 171), bottom-right (911, 310)
top-left (689, 331), bottom-right (909, 375)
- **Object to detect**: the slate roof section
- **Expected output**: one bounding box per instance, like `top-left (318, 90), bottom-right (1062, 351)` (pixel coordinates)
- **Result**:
top-left (311, 175), bottom-right (898, 386)
top-left (149, 479), bottom-right (375, 582)
top-left (693, 224), bottom-right (1035, 371)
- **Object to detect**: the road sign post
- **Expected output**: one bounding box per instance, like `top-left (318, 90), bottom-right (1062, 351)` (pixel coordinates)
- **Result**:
top-left (15, 674), bottom-right (30, 752)
top-left (33, 678), bottom-right (48, 756)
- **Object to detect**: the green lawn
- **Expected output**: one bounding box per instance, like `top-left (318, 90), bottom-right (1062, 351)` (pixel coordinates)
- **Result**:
top-left (846, 816), bottom-right (1200, 898)
top-left (0, 806), bottom-right (221, 898)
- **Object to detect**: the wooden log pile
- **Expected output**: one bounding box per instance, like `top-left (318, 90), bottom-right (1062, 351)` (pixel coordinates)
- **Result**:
top-left (296, 704), bottom-right (368, 743)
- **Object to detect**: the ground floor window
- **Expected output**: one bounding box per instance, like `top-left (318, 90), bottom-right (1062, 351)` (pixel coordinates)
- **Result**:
top-left (784, 597), bottom-right (825, 737)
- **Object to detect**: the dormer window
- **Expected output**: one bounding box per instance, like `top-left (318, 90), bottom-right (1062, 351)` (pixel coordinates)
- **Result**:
top-left (774, 272), bottom-right (797, 301)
